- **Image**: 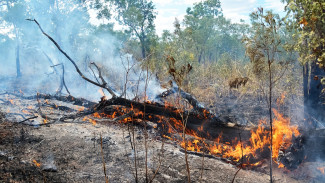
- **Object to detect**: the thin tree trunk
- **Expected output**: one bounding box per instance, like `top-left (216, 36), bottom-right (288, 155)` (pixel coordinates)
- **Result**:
top-left (268, 61), bottom-right (273, 183)
top-left (303, 63), bottom-right (309, 122)
top-left (140, 38), bottom-right (146, 59)
top-left (16, 44), bottom-right (21, 78)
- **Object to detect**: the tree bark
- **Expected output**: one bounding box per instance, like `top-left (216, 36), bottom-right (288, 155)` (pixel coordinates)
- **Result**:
top-left (303, 61), bottom-right (325, 128)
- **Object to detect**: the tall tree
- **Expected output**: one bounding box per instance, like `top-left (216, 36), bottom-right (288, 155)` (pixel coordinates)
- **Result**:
top-left (0, 0), bottom-right (29, 78)
top-left (110, 0), bottom-right (156, 59)
top-left (282, 0), bottom-right (325, 125)
top-left (183, 0), bottom-right (222, 63)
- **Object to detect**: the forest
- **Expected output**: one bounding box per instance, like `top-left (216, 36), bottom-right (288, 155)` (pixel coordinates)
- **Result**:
top-left (0, 0), bottom-right (325, 182)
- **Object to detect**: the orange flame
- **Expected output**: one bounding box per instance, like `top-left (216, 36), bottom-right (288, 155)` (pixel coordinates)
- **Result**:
top-left (317, 167), bottom-right (325, 174)
top-left (78, 102), bottom-right (299, 168)
top-left (179, 108), bottom-right (300, 167)
top-left (83, 116), bottom-right (96, 125)
top-left (77, 106), bottom-right (85, 112)
top-left (22, 110), bottom-right (30, 114)
top-left (276, 92), bottom-right (286, 106)
top-left (32, 159), bottom-right (41, 167)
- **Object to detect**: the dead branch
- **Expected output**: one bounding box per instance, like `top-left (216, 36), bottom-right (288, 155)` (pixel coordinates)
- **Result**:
top-left (100, 134), bottom-right (109, 183)
top-left (18, 116), bottom-right (38, 123)
top-left (5, 92), bottom-right (96, 108)
top-left (27, 19), bottom-right (117, 98)
top-left (51, 63), bottom-right (70, 95)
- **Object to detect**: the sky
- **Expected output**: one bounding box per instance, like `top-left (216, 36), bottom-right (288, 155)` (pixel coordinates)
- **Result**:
top-left (152, 0), bottom-right (286, 35)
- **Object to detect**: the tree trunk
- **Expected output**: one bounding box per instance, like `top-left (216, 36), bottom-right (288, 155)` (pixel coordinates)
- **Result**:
top-left (303, 61), bottom-right (325, 128)
top-left (268, 60), bottom-right (273, 183)
top-left (141, 40), bottom-right (146, 59)
top-left (16, 44), bottom-right (21, 78)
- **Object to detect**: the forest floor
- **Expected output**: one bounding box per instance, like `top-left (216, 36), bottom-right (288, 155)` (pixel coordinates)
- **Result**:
top-left (0, 118), bottom-right (309, 183)
top-left (0, 91), bottom-right (323, 182)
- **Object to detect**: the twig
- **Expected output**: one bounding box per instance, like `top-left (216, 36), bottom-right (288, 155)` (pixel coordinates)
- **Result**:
top-left (51, 63), bottom-right (70, 95)
top-left (100, 133), bottom-right (109, 183)
top-left (231, 133), bottom-right (243, 183)
top-left (121, 126), bottom-right (136, 179)
top-left (149, 137), bottom-right (165, 183)
top-left (18, 116), bottom-right (38, 123)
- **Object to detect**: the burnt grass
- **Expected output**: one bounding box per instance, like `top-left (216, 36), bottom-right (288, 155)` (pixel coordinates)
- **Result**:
top-left (0, 93), bottom-right (322, 183)
top-left (0, 121), bottom-right (67, 182)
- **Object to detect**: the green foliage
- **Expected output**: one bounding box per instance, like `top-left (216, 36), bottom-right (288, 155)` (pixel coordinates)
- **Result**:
top-left (243, 8), bottom-right (292, 79)
top-left (183, 0), bottom-right (221, 63)
top-left (282, 0), bottom-right (325, 67)
top-left (111, 0), bottom-right (157, 59)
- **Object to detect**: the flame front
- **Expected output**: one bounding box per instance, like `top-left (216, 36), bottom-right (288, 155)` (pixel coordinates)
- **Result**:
top-left (181, 108), bottom-right (300, 167)
top-left (88, 100), bottom-right (300, 168)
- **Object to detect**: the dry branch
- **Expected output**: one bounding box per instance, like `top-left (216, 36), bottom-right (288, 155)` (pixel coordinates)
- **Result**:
top-left (27, 19), bottom-right (117, 98)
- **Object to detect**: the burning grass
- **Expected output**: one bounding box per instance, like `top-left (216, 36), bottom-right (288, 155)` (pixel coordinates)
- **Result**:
top-left (80, 98), bottom-right (301, 169)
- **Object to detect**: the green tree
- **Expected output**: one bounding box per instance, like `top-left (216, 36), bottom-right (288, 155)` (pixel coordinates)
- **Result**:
top-left (184, 0), bottom-right (222, 63)
top-left (111, 0), bottom-right (157, 59)
top-left (282, 0), bottom-right (325, 125)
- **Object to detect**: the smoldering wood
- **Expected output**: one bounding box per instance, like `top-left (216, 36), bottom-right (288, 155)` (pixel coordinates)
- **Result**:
top-left (155, 86), bottom-right (208, 114)
top-left (1, 92), bottom-right (96, 108)
top-left (93, 97), bottom-right (254, 143)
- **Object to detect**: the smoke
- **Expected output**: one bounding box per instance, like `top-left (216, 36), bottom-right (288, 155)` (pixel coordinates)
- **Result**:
top-left (0, 0), bottom-right (163, 101)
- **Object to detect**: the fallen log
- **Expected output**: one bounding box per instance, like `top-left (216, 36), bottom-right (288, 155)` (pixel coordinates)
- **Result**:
top-left (1, 92), bottom-right (96, 108)
top-left (93, 96), bottom-right (254, 143)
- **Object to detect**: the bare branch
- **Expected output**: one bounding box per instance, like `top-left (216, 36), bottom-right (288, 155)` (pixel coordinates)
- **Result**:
top-left (27, 18), bottom-right (117, 98)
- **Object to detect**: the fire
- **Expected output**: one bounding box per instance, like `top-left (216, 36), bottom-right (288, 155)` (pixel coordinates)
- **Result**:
top-left (86, 100), bottom-right (299, 168)
top-left (22, 110), bottom-right (30, 114)
top-left (272, 109), bottom-right (300, 158)
top-left (43, 119), bottom-right (48, 124)
top-left (276, 92), bottom-right (286, 106)
top-left (317, 167), bottom-right (325, 174)
top-left (32, 159), bottom-right (41, 167)
top-left (93, 112), bottom-right (101, 118)
top-left (178, 108), bottom-right (300, 167)
top-left (83, 116), bottom-right (96, 125)
top-left (77, 106), bottom-right (85, 112)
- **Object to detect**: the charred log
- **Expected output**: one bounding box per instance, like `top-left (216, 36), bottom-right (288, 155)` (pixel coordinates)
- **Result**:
top-left (155, 86), bottom-right (207, 114)
top-left (1, 92), bottom-right (96, 108)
